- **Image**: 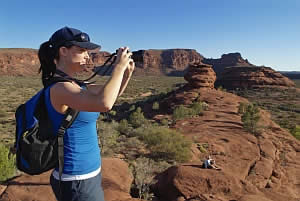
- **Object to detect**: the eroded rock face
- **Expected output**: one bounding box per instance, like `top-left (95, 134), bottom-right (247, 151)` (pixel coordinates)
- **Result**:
top-left (0, 48), bottom-right (39, 76)
top-left (154, 88), bottom-right (300, 201)
top-left (132, 49), bottom-right (204, 75)
top-left (202, 52), bottom-right (254, 76)
top-left (216, 66), bottom-right (295, 89)
top-left (184, 63), bottom-right (216, 89)
top-left (90, 51), bottom-right (111, 65)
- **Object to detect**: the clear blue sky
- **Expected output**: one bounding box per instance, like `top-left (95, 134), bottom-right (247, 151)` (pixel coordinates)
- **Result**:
top-left (1, 0), bottom-right (299, 71)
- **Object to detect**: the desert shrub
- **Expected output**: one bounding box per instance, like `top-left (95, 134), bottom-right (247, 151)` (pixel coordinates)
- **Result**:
top-left (132, 157), bottom-right (155, 200)
top-left (172, 102), bottom-right (205, 121)
top-left (160, 118), bottom-right (169, 126)
top-left (152, 102), bottom-right (159, 110)
top-left (241, 104), bottom-right (261, 134)
top-left (129, 105), bottom-right (136, 111)
top-left (238, 102), bottom-right (247, 114)
top-left (190, 102), bottom-right (203, 115)
top-left (291, 125), bottom-right (300, 140)
top-left (108, 110), bottom-right (117, 116)
top-left (117, 119), bottom-right (131, 135)
top-left (135, 125), bottom-right (192, 162)
top-left (172, 105), bottom-right (191, 120)
top-left (129, 107), bottom-right (148, 128)
top-left (0, 144), bottom-right (16, 182)
top-left (131, 157), bottom-right (172, 200)
top-left (97, 120), bottom-right (120, 156)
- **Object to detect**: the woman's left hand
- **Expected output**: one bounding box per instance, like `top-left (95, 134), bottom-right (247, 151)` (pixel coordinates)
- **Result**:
top-left (124, 58), bottom-right (135, 78)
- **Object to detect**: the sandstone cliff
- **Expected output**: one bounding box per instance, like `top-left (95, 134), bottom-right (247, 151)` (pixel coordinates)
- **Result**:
top-left (202, 52), bottom-right (254, 76)
top-left (132, 49), bottom-right (204, 76)
top-left (0, 48), bottom-right (39, 76)
top-left (216, 66), bottom-right (296, 89)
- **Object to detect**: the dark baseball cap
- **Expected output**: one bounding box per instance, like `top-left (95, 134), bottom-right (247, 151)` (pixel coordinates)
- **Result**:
top-left (49, 26), bottom-right (101, 50)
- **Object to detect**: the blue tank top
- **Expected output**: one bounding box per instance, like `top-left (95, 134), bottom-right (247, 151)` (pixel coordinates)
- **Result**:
top-left (44, 85), bottom-right (101, 175)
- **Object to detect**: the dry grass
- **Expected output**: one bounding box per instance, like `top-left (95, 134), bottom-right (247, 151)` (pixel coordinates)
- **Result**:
top-left (0, 75), bottom-right (186, 145)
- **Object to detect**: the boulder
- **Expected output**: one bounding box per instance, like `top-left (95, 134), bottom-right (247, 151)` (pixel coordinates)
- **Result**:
top-left (184, 62), bottom-right (216, 89)
top-left (0, 158), bottom-right (138, 201)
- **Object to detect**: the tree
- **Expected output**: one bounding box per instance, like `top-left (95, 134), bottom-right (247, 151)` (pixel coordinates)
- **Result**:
top-left (129, 107), bottom-right (147, 128)
top-left (241, 104), bottom-right (261, 134)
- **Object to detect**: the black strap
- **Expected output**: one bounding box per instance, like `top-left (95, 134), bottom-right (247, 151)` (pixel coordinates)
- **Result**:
top-left (57, 107), bottom-right (79, 201)
top-left (44, 77), bottom-right (79, 201)
top-left (54, 52), bottom-right (117, 86)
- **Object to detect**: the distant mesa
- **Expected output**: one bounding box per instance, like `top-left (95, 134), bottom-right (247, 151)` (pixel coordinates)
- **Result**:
top-left (216, 66), bottom-right (296, 89)
top-left (0, 48), bottom-right (39, 76)
top-left (131, 49), bottom-right (204, 76)
top-left (0, 48), bottom-right (296, 90)
top-left (202, 52), bottom-right (254, 76)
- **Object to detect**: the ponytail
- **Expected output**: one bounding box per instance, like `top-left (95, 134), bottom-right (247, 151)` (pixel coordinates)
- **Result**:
top-left (38, 41), bottom-right (59, 86)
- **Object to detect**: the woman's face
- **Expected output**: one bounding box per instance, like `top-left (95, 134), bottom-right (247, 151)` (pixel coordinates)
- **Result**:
top-left (60, 46), bottom-right (90, 71)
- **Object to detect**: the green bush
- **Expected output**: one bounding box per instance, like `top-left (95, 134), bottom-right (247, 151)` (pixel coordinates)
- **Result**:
top-left (190, 102), bottom-right (203, 115)
top-left (0, 144), bottom-right (16, 182)
top-left (172, 102), bottom-right (204, 121)
top-left (238, 102), bottom-right (247, 114)
top-left (172, 105), bottom-right (191, 120)
top-left (241, 104), bottom-right (261, 134)
top-left (152, 102), bottom-right (159, 110)
top-left (160, 118), bottom-right (169, 126)
top-left (97, 120), bottom-right (120, 156)
top-left (135, 125), bottom-right (192, 162)
top-left (117, 119), bottom-right (130, 135)
top-left (129, 107), bottom-right (148, 128)
top-left (291, 125), bottom-right (300, 140)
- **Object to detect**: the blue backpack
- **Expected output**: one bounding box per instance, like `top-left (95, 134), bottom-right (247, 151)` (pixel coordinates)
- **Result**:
top-left (14, 78), bottom-right (79, 175)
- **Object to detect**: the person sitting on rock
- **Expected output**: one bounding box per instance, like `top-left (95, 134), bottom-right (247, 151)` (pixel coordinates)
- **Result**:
top-left (202, 156), bottom-right (221, 170)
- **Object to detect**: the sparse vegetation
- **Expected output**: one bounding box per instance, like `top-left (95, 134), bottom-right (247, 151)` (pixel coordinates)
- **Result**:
top-left (0, 143), bottom-right (16, 182)
top-left (240, 103), bottom-right (261, 134)
top-left (172, 101), bottom-right (205, 121)
top-left (234, 86), bottom-right (300, 139)
top-left (152, 101), bottom-right (159, 110)
top-left (97, 120), bottom-right (120, 156)
top-left (134, 125), bottom-right (192, 162)
top-left (129, 107), bottom-right (148, 128)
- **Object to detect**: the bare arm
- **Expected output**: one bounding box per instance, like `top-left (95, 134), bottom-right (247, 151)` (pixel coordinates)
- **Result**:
top-left (86, 51), bottom-right (135, 96)
top-left (50, 47), bottom-right (134, 113)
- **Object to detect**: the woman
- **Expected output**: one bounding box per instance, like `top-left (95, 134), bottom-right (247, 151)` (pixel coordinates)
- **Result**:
top-left (38, 26), bottom-right (135, 201)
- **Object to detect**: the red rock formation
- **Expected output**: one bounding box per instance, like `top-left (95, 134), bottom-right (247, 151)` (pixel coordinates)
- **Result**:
top-left (132, 49), bottom-right (204, 75)
top-left (0, 158), bottom-right (140, 201)
top-left (202, 52), bottom-right (254, 76)
top-left (216, 66), bottom-right (296, 89)
top-left (0, 48), bottom-right (39, 76)
top-left (184, 62), bottom-right (216, 89)
top-left (154, 88), bottom-right (300, 201)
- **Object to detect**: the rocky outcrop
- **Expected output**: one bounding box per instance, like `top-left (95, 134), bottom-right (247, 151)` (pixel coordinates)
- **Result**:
top-left (184, 62), bottom-right (216, 89)
top-left (0, 48), bottom-right (39, 76)
top-left (154, 87), bottom-right (300, 201)
top-left (0, 158), bottom-right (139, 201)
top-left (202, 52), bottom-right (254, 76)
top-left (0, 48), bottom-right (111, 76)
top-left (90, 51), bottom-right (111, 65)
top-left (132, 49), bottom-right (204, 76)
top-left (216, 66), bottom-right (295, 89)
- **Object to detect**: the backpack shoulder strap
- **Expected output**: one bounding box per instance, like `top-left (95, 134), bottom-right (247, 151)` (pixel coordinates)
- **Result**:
top-left (57, 107), bottom-right (79, 182)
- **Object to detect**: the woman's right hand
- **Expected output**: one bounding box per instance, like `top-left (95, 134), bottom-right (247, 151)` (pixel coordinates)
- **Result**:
top-left (113, 47), bottom-right (133, 73)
